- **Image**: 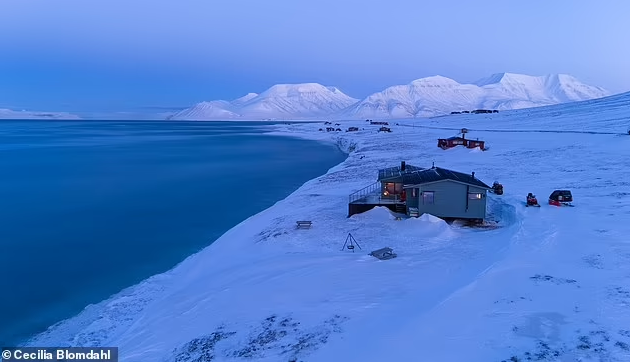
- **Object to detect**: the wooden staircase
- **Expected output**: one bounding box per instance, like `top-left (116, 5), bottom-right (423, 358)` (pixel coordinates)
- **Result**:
top-left (394, 203), bottom-right (406, 214)
top-left (348, 181), bottom-right (381, 203)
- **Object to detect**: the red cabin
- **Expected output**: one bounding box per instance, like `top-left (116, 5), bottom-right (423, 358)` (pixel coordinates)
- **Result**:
top-left (437, 134), bottom-right (485, 150)
top-left (467, 139), bottom-right (485, 149)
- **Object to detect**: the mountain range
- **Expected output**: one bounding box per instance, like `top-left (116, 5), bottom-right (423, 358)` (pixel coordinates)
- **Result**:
top-left (168, 73), bottom-right (612, 120)
top-left (0, 108), bottom-right (81, 120)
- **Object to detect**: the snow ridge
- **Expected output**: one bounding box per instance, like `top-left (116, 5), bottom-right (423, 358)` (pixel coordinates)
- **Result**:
top-left (169, 73), bottom-right (612, 120)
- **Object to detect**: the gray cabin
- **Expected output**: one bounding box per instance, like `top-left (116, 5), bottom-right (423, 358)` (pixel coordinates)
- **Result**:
top-left (348, 162), bottom-right (491, 222)
top-left (401, 166), bottom-right (491, 222)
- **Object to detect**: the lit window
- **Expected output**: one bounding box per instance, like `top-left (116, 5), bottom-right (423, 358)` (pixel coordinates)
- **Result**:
top-left (412, 188), bottom-right (417, 197)
top-left (468, 193), bottom-right (482, 200)
top-left (422, 191), bottom-right (434, 204)
top-left (385, 183), bottom-right (403, 195)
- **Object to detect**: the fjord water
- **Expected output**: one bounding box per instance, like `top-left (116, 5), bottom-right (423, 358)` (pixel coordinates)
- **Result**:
top-left (0, 120), bottom-right (346, 346)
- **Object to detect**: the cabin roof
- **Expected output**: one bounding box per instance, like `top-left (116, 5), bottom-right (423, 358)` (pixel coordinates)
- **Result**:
top-left (401, 167), bottom-right (491, 189)
top-left (378, 164), bottom-right (424, 180)
top-left (443, 136), bottom-right (466, 141)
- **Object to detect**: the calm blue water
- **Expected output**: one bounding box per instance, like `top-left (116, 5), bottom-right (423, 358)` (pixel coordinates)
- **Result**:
top-left (0, 120), bottom-right (346, 346)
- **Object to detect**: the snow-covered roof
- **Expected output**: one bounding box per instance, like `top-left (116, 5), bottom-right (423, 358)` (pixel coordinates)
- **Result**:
top-left (442, 136), bottom-right (467, 141)
top-left (377, 163), bottom-right (424, 180)
top-left (401, 167), bottom-right (491, 189)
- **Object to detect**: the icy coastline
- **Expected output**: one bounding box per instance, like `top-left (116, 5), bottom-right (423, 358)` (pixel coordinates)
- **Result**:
top-left (26, 96), bottom-right (630, 361)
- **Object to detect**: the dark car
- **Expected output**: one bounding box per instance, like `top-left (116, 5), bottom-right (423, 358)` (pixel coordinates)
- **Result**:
top-left (549, 190), bottom-right (573, 206)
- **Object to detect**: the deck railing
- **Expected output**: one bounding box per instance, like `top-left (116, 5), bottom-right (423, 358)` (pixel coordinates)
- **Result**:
top-left (349, 181), bottom-right (381, 203)
top-left (348, 184), bottom-right (405, 204)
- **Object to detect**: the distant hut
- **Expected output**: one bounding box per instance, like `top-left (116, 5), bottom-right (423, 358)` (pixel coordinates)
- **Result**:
top-left (437, 132), bottom-right (485, 150)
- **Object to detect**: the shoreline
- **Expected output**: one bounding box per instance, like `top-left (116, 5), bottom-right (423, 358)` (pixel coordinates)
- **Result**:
top-left (24, 119), bottom-right (477, 351)
top-left (23, 122), bottom-right (352, 346)
top-left (23, 119), bottom-right (493, 348)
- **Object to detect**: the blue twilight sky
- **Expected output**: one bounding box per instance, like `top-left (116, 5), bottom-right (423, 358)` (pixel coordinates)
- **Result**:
top-left (0, 0), bottom-right (629, 116)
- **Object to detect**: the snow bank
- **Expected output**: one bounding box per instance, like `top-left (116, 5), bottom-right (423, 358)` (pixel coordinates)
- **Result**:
top-left (416, 213), bottom-right (443, 223)
top-left (350, 206), bottom-right (398, 221)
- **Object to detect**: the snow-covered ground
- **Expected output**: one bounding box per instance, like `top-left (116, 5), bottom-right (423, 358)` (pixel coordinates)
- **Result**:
top-left (28, 92), bottom-right (630, 361)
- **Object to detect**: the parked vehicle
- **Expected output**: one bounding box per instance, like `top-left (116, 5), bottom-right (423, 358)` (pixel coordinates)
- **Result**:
top-left (491, 181), bottom-right (503, 195)
top-left (526, 193), bottom-right (540, 207)
top-left (549, 190), bottom-right (573, 207)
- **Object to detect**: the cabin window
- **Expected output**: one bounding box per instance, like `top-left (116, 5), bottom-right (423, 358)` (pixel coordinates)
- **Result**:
top-left (384, 182), bottom-right (403, 195)
top-left (468, 193), bottom-right (482, 200)
top-left (422, 191), bottom-right (434, 204)
top-left (411, 188), bottom-right (417, 197)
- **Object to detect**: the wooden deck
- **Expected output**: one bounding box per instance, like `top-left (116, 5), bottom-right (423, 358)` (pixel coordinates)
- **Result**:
top-left (349, 194), bottom-right (404, 205)
top-left (348, 182), bottom-right (406, 217)
top-left (348, 194), bottom-right (407, 217)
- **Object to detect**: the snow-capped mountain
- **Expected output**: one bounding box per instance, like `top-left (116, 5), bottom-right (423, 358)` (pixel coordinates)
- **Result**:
top-left (0, 108), bottom-right (81, 120)
top-left (169, 73), bottom-right (612, 120)
top-left (341, 75), bottom-right (485, 119)
top-left (230, 93), bottom-right (259, 107)
top-left (168, 83), bottom-right (358, 120)
top-left (166, 101), bottom-right (241, 120)
top-left (342, 73), bottom-right (611, 119)
top-left (237, 84), bottom-right (358, 118)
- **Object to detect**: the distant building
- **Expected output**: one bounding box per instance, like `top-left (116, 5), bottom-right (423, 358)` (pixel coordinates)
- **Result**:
top-left (438, 133), bottom-right (486, 150)
top-left (348, 162), bottom-right (491, 222)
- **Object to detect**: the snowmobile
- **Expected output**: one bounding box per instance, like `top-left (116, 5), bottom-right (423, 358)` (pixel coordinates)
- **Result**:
top-left (548, 190), bottom-right (574, 207)
top-left (526, 193), bottom-right (540, 207)
top-left (490, 181), bottom-right (504, 195)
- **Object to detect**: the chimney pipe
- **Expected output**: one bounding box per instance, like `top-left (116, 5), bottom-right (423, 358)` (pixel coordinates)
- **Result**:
top-left (432, 162), bottom-right (435, 168)
top-left (472, 171), bottom-right (475, 178)
top-left (401, 161), bottom-right (406, 171)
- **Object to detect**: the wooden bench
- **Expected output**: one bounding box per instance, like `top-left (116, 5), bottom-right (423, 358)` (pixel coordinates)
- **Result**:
top-left (296, 221), bottom-right (312, 229)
